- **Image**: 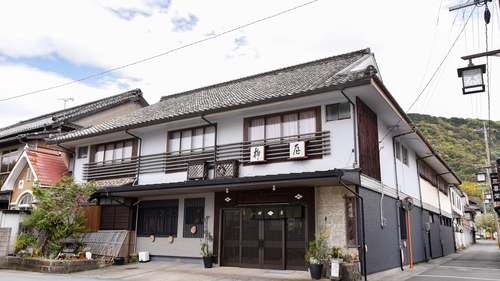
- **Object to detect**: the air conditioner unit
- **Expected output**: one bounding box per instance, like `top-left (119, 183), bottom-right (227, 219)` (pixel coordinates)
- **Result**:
top-left (187, 162), bottom-right (208, 180)
top-left (216, 160), bottom-right (239, 179)
top-left (18, 180), bottom-right (24, 189)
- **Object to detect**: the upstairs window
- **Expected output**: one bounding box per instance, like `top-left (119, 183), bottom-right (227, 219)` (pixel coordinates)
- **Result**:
top-left (246, 107), bottom-right (319, 143)
top-left (326, 102), bottom-right (351, 121)
top-left (1, 148), bottom-right (18, 173)
top-left (92, 139), bottom-right (135, 163)
top-left (18, 193), bottom-right (33, 211)
top-left (169, 126), bottom-right (215, 154)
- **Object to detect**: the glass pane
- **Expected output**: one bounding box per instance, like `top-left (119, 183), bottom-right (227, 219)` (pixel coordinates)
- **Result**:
top-left (95, 145), bottom-right (105, 162)
top-left (339, 102), bottom-right (351, 119)
top-left (242, 215), bottom-right (259, 265)
top-left (192, 128), bottom-right (203, 152)
top-left (222, 210), bottom-right (240, 264)
top-left (286, 218), bottom-right (306, 267)
top-left (181, 130), bottom-right (192, 153)
top-left (249, 118), bottom-right (265, 142)
top-left (299, 110), bottom-right (316, 135)
top-left (263, 220), bottom-right (283, 266)
top-left (204, 126), bottom-right (215, 149)
top-left (114, 142), bottom-right (123, 160)
top-left (266, 116), bottom-right (281, 142)
top-left (283, 113), bottom-right (298, 138)
top-left (326, 104), bottom-right (339, 121)
top-left (123, 140), bottom-right (133, 159)
top-left (169, 132), bottom-right (181, 152)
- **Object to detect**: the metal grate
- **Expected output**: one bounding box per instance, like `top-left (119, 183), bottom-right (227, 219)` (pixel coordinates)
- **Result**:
top-left (216, 160), bottom-right (239, 178)
top-left (187, 161), bottom-right (208, 180)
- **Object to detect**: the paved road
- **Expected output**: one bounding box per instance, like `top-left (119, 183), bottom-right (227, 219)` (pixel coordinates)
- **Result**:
top-left (406, 239), bottom-right (500, 281)
top-left (2, 239), bottom-right (499, 281)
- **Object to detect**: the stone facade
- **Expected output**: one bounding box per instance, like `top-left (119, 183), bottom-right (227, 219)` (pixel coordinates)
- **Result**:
top-left (0, 256), bottom-right (103, 273)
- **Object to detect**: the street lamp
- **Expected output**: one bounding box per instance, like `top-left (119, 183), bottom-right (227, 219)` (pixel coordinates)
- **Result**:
top-left (457, 63), bottom-right (486, 95)
top-left (477, 171), bottom-right (487, 182)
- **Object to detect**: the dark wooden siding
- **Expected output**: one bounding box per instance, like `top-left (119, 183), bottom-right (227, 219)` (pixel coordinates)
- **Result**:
top-left (82, 205), bottom-right (101, 232)
top-left (356, 97), bottom-right (381, 180)
top-left (100, 205), bottom-right (131, 230)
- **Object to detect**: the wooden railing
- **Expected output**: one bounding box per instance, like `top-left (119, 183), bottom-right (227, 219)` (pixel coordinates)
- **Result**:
top-left (82, 131), bottom-right (330, 181)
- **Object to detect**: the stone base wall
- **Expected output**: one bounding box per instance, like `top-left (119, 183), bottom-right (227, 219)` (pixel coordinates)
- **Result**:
top-left (0, 256), bottom-right (103, 273)
top-left (0, 228), bottom-right (11, 256)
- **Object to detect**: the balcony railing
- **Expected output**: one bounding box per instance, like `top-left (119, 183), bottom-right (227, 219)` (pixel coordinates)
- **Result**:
top-left (82, 131), bottom-right (330, 181)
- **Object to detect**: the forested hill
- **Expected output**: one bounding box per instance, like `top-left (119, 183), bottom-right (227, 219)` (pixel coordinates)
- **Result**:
top-left (407, 114), bottom-right (500, 183)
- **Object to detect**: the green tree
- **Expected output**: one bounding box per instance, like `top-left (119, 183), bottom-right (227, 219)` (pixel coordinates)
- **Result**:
top-left (20, 176), bottom-right (97, 256)
top-left (475, 213), bottom-right (497, 232)
top-left (459, 181), bottom-right (483, 202)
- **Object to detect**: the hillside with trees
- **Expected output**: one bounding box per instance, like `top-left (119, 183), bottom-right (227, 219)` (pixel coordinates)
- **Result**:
top-left (408, 113), bottom-right (500, 205)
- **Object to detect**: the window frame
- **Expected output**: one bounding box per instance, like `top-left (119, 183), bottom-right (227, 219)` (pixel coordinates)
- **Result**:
top-left (244, 107), bottom-right (321, 143)
top-left (325, 102), bottom-right (351, 122)
top-left (183, 198), bottom-right (205, 238)
top-left (1, 148), bottom-right (19, 173)
top-left (18, 193), bottom-right (33, 211)
top-left (89, 139), bottom-right (137, 163)
top-left (78, 146), bottom-right (89, 159)
top-left (137, 199), bottom-right (179, 237)
top-left (168, 125), bottom-right (216, 154)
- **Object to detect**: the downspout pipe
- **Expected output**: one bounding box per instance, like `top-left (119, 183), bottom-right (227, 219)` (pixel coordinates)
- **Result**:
top-left (392, 130), bottom-right (415, 271)
top-left (416, 154), bottom-right (436, 263)
top-left (338, 175), bottom-right (367, 281)
top-left (56, 143), bottom-right (76, 176)
top-left (125, 129), bottom-right (142, 186)
top-left (340, 89), bottom-right (358, 168)
top-left (201, 115), bottom-right (217, 176)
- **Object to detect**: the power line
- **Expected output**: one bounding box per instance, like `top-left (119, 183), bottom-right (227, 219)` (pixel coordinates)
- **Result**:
top-left (0, 0), bottom-right (318, 102)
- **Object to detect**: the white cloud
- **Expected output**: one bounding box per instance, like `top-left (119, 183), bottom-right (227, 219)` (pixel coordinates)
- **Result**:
top-left (0, 0), bottom-right (499, 129)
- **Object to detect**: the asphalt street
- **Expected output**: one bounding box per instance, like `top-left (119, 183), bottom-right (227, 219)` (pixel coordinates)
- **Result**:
top-left (2, 239), bottom-right (499, 281)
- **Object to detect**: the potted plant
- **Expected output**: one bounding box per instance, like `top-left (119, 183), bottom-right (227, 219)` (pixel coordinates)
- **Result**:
top-left (200, 215), bottom-right (214, 268)
top-left (329, 246), bottom-right (344, 280)
top-left (305, 224), bottom-right (330, 280)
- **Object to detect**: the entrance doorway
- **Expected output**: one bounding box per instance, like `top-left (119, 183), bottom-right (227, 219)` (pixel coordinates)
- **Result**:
top-left (220, 208), bottom-right (307, 270)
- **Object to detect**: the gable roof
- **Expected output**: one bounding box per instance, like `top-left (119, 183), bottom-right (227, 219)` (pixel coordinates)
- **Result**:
top-left (48, 48), bottom-right (376, 143)
top-left (0, 88), bottom-right (148, 144)
top-left (1, 149), bottom-right (68, 191)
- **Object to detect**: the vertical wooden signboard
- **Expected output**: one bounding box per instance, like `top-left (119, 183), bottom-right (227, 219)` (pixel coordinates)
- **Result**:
top-left (345, 197), bottom-right (357, 246)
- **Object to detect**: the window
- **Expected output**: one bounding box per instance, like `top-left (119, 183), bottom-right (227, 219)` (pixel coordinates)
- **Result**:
top-left (78, 147), bottom-right (88, 159)
top-left (429, 213), bottom-right (434, 223)
top-left (326, 102), bottom-right (351, 121)
top-left (402, 146), bottom-right (409, 166)
top-left (1, 148), bottom-right (18, 173)
top-left (247, 108), bottom-right (319, 142)
top-left (137, 199), bottom-right (179, 237)
top-left (183, 198), bottom-right (205, 238)
top-left (92, 139), bottom-right (135, 163)
top-left (26, 168), bottom-right (32, 182)
top-left (18, 193), bottom-right (33, 211)
top-left (169, 126), bottom-right (215, 154)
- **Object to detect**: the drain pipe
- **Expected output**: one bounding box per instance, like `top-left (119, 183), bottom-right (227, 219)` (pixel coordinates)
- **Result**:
top-left (338, 175), bottom-right (367, 281)
top-left (416, 154), bottom-right (436, 263)
top-left (340, 89), bottom-right (358, 168)
top-left (201, 115), bottom-right (217, 176)
top-left (125, 129), bottom-right (142, 186)
top-left (392, 130), bottom-right (415, 271)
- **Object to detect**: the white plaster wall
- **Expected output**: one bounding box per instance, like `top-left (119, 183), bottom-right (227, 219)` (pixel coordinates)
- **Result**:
top-left (135, 192), bottom-right (214, 258)
top-left (0, 212), bottom-right (23, 254)
top-left (421, 178), bottom-right (439, 210)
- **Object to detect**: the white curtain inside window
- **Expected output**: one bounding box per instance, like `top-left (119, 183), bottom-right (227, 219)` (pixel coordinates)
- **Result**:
top-left (204, 126), bottom-right (215, 149)
top-left (192, 128), bottom-right (204, 152)
top-left (299, 110), bottom-right (316, 138)
top-left (114, 142), bottom-right (124, 161)
top-left (249, 118), bottom-right (265, 142)
top-left (181, 130), bottom-right (192, 153)
top-left (95, 145), bottom-right (105, 162)
top-left (266, 116), bottom-right (281, 142)
top-left (123, 140), bottom-right (133, 160)
top-left (105, 144), bottom-right (114, 162)
top-left (169, 132), bottom-right (181, 152)
top-left (283, 113), bottom-right (298, 139)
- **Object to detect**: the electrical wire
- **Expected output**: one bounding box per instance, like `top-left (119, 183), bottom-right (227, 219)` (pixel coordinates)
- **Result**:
top-left (0, 0), bottom-right (318, 102)
top-left (380, 6), bottom-right (476, 143)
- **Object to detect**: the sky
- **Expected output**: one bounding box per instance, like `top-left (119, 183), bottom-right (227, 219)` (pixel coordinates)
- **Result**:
top-left (1, 0), bottom-right (500, 128)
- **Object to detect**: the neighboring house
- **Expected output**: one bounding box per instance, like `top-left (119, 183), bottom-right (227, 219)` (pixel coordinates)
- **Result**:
top-left (0, 89), bottom-right (149, 210)
top-left (46, 48), bottom-right (461, 275)
top-left (450, 186), bottom-right (465, 250)
top-left (462, 193), bottom-right (478, 245)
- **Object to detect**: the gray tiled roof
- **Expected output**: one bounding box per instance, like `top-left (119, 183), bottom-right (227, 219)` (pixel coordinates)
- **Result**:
top-left (0, 89), bottom-right (146, 141)
top-left (48, 48), bottom-right (376, 143)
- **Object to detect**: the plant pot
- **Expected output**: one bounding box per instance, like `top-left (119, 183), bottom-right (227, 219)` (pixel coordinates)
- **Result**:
top-left (309, 263), bottom-right (323, 280)
top-left (202, 256), bottom-right (213, 268)
top-left (114, 257), bottom-right (125, 265)
top-left (79, 253), bottom-right (85, 259)
top-left (71, 255), bottom-right (78, 260)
